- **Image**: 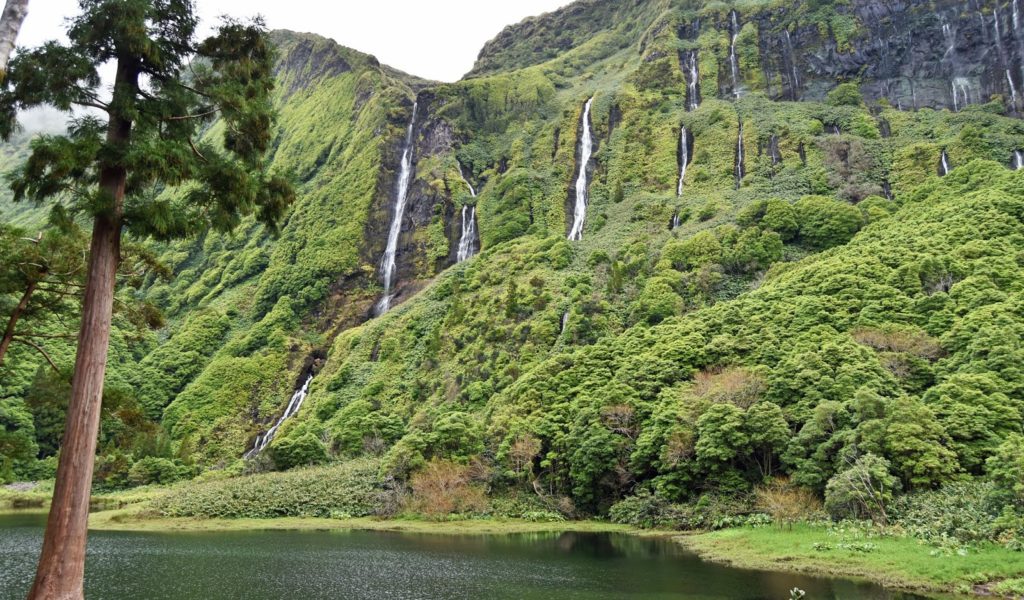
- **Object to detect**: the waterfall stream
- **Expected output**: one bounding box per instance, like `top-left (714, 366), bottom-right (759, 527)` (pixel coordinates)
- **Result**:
top-left (940, 149), bottom-right (951, 176)
top-left (784, 30), bottom-right (800, 98)
top-left (734, 120), bottom-right (745, 188)
top-left (677, 125), bottom-right (690, 196)
top-left (377, 101), bottom-right (418, 315)
top-left (568, 97), bottom-right (595, 241)
top-left (245, 374), bottom-right (313, 459)
top-left (1015, 150), bottom-right (1024, 170)
top-left (686, 50), bottom-right (700, 111)
top-left (456, 164), bottom-right (479, 263)
top-left (729, 10), bottom-right (741, 98)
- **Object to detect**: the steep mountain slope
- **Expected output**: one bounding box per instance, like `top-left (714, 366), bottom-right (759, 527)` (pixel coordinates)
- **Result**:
top-left (3, 0), bottom-right (1024, 523)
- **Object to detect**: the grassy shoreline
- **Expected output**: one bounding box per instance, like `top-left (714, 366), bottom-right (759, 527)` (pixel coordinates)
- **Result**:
top-left (7, 489), bottom-right (1022, 597)
top-left (680, 524), bottom-right (1024, 597)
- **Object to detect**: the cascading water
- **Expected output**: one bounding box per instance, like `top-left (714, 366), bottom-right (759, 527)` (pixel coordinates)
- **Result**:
top-left (940, 149), bottom-right (951, 176)
top-left (994, 7), bottom-right (1020, 112)
top-left (568, 97), bottom-right (595, 241)
top-left (951, 78), bottom-right (972, 112)
top-left (457, 206), bottom-right (478, 263)
top-left (561, 310), bottom-right (570, 333)
top-left (671, 211), bottom-right (682, 231)
top-left (245, 374), bottom-right (313, 459)
top-left (686, 50), bottom-right (701, 111)
top-left (677, 125), bottom-right (690, 196)
top-left (784, 30), bottom-right (800, 99)
top-left (728, 10), bottom-right (741, 98)
top-left (1014, 150), bottom-right (1024, 170)
top-left (734, 120), bottom-right (745, 189)
top-left (377, 101), bottom-right (418, 315)
top-left (456, 164), bottom-right (479, 263)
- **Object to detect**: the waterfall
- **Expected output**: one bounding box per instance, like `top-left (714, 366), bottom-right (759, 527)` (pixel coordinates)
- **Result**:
top-left (729, 10), bottom-right (741, 98)
top-left (377, 101), bottom-right (418, 315)
top-left (951, 78), bottom-right (972, 112)
top-left (734, 120), bottom-right (745, 189)
top-left (1015, 150), bottom-right (1024, 170)
top-left (244, 374), bottom-right (313, 459)
top-left (686, 50), bottom-right (701, 111)
top-left (941, 22), bottom-right (954, 59)
top-left (677, 125), bottom-right (690, 196)
top-left (560, 310), bottom-right (570, 333)
top-left (671, 210), bottom-right (682, 230)
top-left (940, 149), bottom-right (951, 176)
top-left (784, 30), bottom-right (800, 99)
top-left (456, 164), bottom-right (478, 263)
top-left (1009, 71), bottom-right (1020, 111)
top-left (568, 97), bottom-right (595, 241)
top-left (1016, 0), bottom-right (1021, 34)
top-left (456, 205), bottom-right (478, 263)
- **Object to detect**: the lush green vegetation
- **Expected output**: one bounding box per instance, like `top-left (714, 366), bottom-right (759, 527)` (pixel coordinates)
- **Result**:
top-left (2, 1), bottom-right (1024, 593)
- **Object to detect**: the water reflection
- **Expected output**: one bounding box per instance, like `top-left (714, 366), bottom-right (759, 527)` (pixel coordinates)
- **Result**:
top-left (0, 512), bottom-right (938, 600)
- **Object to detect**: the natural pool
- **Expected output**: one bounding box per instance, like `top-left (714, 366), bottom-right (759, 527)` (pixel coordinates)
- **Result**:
top-left (0, 512), bottom-right (937, 599)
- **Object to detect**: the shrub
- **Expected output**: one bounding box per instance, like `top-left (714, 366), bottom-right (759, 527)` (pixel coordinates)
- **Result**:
top-left (827, 82), bottom-right (863, 107)
top-left (406, 459), bottom-right (488, 519)
top-left (987, 435), bottom-right (1024, 510)
top-left (890, 480), bottom-right (1003, 545)
top-left (270, 433), bottom-right (329, 470)
top-left (755, 479), bottom-right (823, 528)
top-left (128, 457), bottom-right (188, 486)
top-left (824, 454), bottom-right (900, 523)
top-left (154, 459), bottom-right (383, 518)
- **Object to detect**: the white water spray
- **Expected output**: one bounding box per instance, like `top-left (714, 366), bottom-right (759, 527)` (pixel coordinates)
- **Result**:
top-left (729, 10), bottom-right (741, 98)
top-left (1015, 150), bottom-right (1024, 170)
top-left (735, 120), bottom-right (745, 188)
top-left (568, 97), bottom-right (595, 241)
top-left (377, 102), bottom-right (418, 315)
top-left (456, 164), bottom-right (478, 263)
top-left (677, 125), bottom-right (690, 196)
top-left (951, 78), bottom-right (971, 112)
top-left (940, 149), bottom-right (951, 176)
top-left (686, 50), bottom-right (700, 111)
top-left (245, 374), bottom-right (313, 459)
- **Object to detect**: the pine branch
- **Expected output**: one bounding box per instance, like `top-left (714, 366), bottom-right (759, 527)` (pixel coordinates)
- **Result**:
top-left (14, 337), bottom-right (60, 372)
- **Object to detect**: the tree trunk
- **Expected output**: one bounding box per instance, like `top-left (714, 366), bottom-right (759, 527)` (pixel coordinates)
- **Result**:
top-left (0, 0), bottom-right (28, 77)
top-left (0, 277), bottom-right (37, 366)
top-left (27, 60), bottom-right (134, 600)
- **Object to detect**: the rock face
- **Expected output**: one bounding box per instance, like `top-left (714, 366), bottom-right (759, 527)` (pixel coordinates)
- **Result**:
top-left (364, 92), bottom-right (456, 308)
top-left (680, 0), bottom-right (1023, 111)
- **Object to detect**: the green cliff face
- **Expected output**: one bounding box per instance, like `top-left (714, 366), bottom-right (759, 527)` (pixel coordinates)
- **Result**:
top-left (4, 1), bottom-right (1024, 520)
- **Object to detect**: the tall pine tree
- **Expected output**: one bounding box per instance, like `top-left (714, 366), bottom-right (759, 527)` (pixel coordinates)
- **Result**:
top-left (0, 1), bottom-right (294, 597)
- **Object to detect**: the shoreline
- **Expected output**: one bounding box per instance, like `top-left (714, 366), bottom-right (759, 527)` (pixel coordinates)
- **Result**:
top-left (6, 503), bottom-right (1016, 597)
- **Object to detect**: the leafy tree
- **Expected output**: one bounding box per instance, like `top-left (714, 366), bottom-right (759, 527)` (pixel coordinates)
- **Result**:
top-left (826, 82), bottom-right (863, 107)
top-left (0, 396), bottom-right (37, 482)
top-left (824, 453), bottom-right (900, 523)
top-left (794, 195), bottom-right (863, 249)
top-left (986, 435), bottom-right (1024, 510)
top-left (0, 1), bottom-right (294, 596)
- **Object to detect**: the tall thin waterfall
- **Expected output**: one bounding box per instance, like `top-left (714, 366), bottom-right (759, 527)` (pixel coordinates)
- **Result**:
top-left (784, 30), bottom-right (800, 98)
top-left (245, 374), bottom-right (313, 459)
top-left (940, 149), bottom-right (951, 176)
top-left (677, 125), bottom-right (690, 196)
top-left (1014, 150), bottom-right (1024, 170)
top-left (728, 10), bottom-right (741, 98)
top-left (377, 101), bottom-right (418, 315)
top-left (734, 120), bottom-right (745, 189)
top-left (685, 50), bottom-right (700, 111)
top-left (568, 97), bottom-right (595, 241)
top-left (456, 165), bottom-right (478, 263)
top-left (995, 7), bottom-right (1020, 112)
top-left (671, 210), bottom-right (682, 230)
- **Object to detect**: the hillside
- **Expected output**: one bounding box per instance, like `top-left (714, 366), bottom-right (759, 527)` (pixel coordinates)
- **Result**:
top-left (3, 0), bottom-right (1024, 536)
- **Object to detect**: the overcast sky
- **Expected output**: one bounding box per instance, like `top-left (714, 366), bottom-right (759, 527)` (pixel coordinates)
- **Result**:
top-left (17, 0), bottom-right (573, 82)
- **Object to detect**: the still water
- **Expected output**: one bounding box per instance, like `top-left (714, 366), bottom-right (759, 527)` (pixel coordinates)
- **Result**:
top-left (0, 512), bottom-right (935, 599)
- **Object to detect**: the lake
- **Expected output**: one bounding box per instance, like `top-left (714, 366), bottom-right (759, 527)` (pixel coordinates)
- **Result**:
top-left (0, 511), bottom-right (937, 599)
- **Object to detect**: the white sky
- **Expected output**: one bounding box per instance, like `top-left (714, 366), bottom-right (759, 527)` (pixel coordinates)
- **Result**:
top-left (17, 0), bottom-right (573, 82)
